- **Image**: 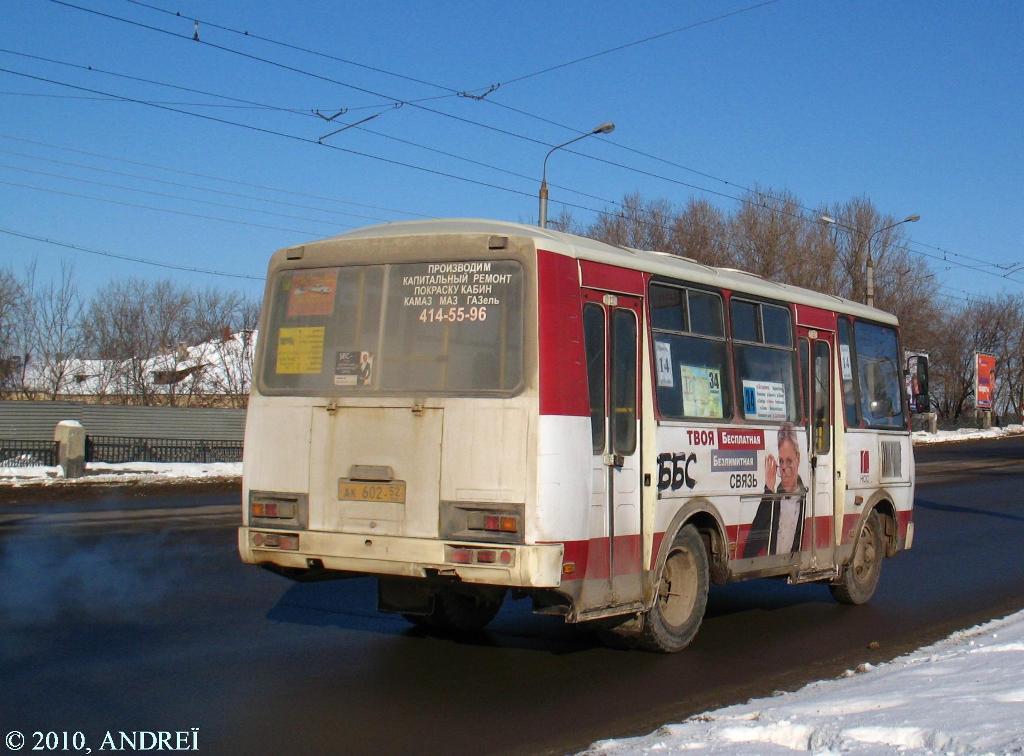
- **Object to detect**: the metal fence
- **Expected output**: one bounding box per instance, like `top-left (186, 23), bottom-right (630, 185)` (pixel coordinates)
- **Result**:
top-left (85, 436), bottom-right (243, 464)
top-left (0, 439), bottom-right (60, 467)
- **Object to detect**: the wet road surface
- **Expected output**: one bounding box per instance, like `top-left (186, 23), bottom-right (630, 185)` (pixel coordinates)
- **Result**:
top-left (1, 438), bottom-right (1023, 755)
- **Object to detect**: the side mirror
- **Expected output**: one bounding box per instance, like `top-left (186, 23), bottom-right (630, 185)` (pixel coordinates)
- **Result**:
top-left (907, 355), bottom-right (929, 413)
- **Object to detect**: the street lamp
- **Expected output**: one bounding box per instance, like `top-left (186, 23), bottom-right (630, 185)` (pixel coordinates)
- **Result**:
top-left (820, 213), bottom-right (920, 307)
top-left (538, 122), bottom-right (615, 229)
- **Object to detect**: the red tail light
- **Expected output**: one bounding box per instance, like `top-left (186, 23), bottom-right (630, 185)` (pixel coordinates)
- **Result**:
top-left (445, 546), bottom-right (515, 567)
top-left (252, 532), bottom-right (299, 550)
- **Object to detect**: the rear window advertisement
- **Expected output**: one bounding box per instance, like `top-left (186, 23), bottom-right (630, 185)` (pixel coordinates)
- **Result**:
top-left (334, 351), bottom-right (374, 387)
top-left (286, 269), bottom-right (338, 318)
top-left (275, 326), bottom-right (325, 375)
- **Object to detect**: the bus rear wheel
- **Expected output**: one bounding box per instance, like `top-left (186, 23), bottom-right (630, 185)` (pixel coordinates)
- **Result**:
top-left (831, 510), bottom-right (884, 605)
top-left (406, 586), bottom-right (505, 633)
top-left (639, 525), bottom-right (709, 653)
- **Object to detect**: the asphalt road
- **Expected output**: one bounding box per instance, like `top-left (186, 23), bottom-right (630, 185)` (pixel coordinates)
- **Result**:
top-left (1, 437), bottom-right (1023, 755)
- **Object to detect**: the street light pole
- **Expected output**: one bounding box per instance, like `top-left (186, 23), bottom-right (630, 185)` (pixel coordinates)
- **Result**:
top-left (538, 122), bottom-right (615, 228)
top-left (865, 214), bottom-right (919, 308)
top-left (820, 213), bottom-right (920, 307)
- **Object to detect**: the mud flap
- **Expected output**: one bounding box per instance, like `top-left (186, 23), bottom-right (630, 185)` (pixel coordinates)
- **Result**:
top-left (378, 577), bottom-right (435, 616)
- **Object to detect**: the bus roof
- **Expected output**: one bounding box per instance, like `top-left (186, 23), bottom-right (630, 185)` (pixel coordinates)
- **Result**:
top-left (298, 218), bottom-right (898, 326)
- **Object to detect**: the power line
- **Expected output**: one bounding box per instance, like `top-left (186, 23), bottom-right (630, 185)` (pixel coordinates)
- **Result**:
top-left (0, 133), bottom-right (433, 218)
top-left (122, 0), bottom-right (471, 97)
top-left (0, 148), bottom-right (395, 223)
top-left (105, 0), bottom-right (803, 213)
top-left (76, 0), bottom-right (1013, 278)
top-left (0, 227), bottom-right (264, 280)
top-left (0, 162), bottom-right (356, 227)
top-left (0, 178), bottom-right (330, 236)
top-left (0, 47), bottom-right (619, 206)
top-left (495, 0), bottom-right (784, 88)
top-left (0, 66), bottom-right (543, 203)
top-left (7, 15), bottom-right (1015, 290)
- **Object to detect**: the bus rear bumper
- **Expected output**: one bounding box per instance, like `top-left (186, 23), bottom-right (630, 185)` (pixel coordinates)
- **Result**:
top-left (238, 527), bottom-right (565, 588)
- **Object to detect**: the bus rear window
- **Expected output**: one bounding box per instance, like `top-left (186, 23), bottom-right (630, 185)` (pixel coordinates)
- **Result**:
top-left (261, 260), bottom-right (524, 395)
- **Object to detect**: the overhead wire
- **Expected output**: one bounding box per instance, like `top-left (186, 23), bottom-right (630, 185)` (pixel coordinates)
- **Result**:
top-left (0, 148), bottom-right (395, 223)
top-left (0, 48), bottom-right (620, 206)
top-left (1, 65), bottom-right (1015, 293)
top-left (0, 178), bottom-right (333, 236)
top-left (14, 5), bottom-right (1018, 294)
top-left (0, 226), bottom-right (264, 280)
top-left (0, 162), bottom-right (358, 227)
top-left (0, 133), bottom-right (432, 218)
top-left (79, 0), bottom-right (1012, 279)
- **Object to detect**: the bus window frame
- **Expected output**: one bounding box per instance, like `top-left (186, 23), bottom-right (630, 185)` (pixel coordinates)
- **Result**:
top-left (648, 278), bottom-right (734, 424)
top-left (727, 294), bottom-right (801, 426)
top-left (837, 315), bottom-right (863, 429)
top-left (254, 257), bottom-right (529, 399)
top-left (850, 317), bottom-right (910, 431)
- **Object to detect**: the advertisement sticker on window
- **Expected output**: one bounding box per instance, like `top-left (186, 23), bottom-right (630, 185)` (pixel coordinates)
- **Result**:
top-left (656, 341), bottom-right (674, 388)
top-left (334, 350), bottom-right (374, 386)
top-left (681, 365), bottom-right (723, 418)
top-left (742, 379), bottom-right (787, 421)
top-left (286, 270), bottom-right (338, 318)
top-left (276, 327), bottom-right (325, 374)
top-left (840, 344), bottom-right (853, 381)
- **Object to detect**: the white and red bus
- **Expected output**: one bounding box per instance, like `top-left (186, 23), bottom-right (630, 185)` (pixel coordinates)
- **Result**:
top-left (239, 219), bottom-right (914, 652)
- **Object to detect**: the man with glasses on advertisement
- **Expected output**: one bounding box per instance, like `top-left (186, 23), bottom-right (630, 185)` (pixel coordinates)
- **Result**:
top-left (742, 423), bottom-right (806, 558)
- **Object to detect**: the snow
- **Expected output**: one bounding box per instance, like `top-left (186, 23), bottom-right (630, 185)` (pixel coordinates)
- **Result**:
top-left (0, 461), bottom-right (240, 486)
top-left (586, 610), bottom-right (1024, 754)
top-left (912, 423), bottom-right (1024, 445)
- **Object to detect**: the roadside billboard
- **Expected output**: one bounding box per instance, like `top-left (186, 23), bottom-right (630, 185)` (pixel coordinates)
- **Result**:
top-left (975, 353), bottom-right (996, 410)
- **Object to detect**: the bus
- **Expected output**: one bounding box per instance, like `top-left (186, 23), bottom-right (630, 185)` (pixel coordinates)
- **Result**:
top-left (239, 219), bottom-right (914, 652)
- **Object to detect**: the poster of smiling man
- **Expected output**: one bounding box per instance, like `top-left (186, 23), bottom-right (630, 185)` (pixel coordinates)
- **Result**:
top-left (741, 423), bottom-right (807, 558)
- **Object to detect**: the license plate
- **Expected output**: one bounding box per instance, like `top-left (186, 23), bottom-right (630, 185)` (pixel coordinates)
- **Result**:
top-left (338, 479), bottom-right (406, 504)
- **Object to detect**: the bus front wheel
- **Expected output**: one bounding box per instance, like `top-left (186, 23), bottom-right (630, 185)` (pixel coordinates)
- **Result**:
top-left (831, 510), bottom-right (884, 605)
top-left (639, 525), bottom-right (709, 653)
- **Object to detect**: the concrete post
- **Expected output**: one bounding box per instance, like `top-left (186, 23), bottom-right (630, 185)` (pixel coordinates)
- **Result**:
top-left (54, 420), bottom-right (86, 478)
top-left (928, 412), bottom-right (938, 434)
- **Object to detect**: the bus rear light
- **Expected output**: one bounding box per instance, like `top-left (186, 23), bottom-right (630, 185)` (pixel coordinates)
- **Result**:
top-left (481, 514), bottom-right (519, 533)
top-left (251, 500), bottom-right (297, 519)
top-left (562, 562), bottom-right (576, 575)
top-left (445, 546), bottom-right (515, 567)
top-left (467, 511), bottom-right (520, 535)
top-left (252, 532), bottom-right (299, 550)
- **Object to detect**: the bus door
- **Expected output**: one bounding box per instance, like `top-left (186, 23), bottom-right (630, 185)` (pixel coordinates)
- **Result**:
top-left (798, 327), bottom-right (837, 570)
top-left (581, 292), bottom-right (643, 608)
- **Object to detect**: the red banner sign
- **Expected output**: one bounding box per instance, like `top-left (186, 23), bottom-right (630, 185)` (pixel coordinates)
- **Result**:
top-left (976, 353), bottom-right (996, 410)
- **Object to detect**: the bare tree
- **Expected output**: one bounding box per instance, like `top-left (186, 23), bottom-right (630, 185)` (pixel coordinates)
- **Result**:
top-left (28, 260), bottom-right (85, 400)
top-left (669, 198), bottom-right (732, 266)
top-left (0, 266), bottom-right (30, 396)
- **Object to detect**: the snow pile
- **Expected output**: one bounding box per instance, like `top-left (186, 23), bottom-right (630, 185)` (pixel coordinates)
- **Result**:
top-left (0, 461), bottom-right (241, 486)
top-left (588, 611), bottom-right (1024, 754)
top-left (18, 330), bottom-right (257, 399)
top-left (912, 423), bottom-right (1024, 444)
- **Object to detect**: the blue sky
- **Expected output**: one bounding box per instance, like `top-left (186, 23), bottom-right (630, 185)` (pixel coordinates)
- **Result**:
top-left (3, 0), bottom-right (1022, 304)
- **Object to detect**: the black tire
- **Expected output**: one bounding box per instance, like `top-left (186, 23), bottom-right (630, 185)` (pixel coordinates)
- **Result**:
top-left (407, 586), bottom-right (505, 633)
top-left (638, 525), bottom-right (709, 653)
top-left (830, 510), bottom-right (884, 605)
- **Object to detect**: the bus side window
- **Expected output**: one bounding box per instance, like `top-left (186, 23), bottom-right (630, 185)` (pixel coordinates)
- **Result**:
top-left (583, 304), bottom-right (606, 454)
top-left (837, 318), bottom-right (859, 427)
top-left (814, 341), bottom-right (831, 454)
top-left (611, 309), bottom-right (637, 456)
